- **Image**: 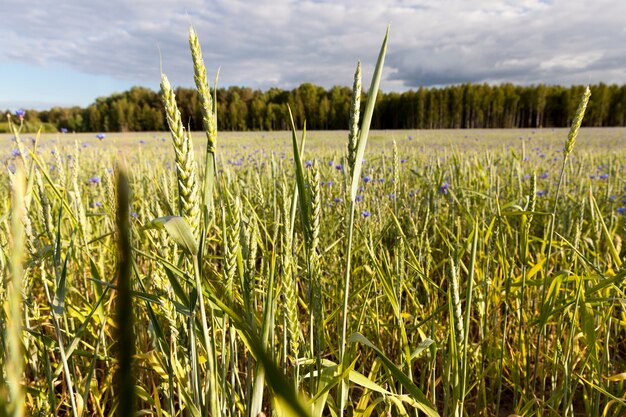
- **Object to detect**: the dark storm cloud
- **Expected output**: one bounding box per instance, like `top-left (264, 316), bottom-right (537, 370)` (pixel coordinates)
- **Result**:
top-left (1, 0), bottom-right (625, 94)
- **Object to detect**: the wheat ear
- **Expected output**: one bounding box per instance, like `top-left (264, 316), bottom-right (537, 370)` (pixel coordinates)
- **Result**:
top-left (160, 74), bottom-right (201, 239)
top-left (347, 62), bottom-right (361, 175)
top-left (563, 86), bottom-right (591, 157)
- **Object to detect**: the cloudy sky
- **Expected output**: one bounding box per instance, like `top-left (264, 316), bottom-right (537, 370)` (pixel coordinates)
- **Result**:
top-left (1, 0), bottom-right (625, 110)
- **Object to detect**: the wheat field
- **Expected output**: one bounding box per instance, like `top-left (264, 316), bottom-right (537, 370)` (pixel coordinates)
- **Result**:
top-left (1, 27), bottom-right (625, 417)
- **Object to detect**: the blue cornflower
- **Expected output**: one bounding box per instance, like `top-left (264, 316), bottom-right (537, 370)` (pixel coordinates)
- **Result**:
top-left (139, 139), bottom-right (146, 144)
top-left (335, 164), bottom-right (343, 171)
top-left (536, 190), bottom-right (547, 196)
top-left (89, 176), bottom-right (101, 184)
top-left (355, 195), bottom-right (363, 203)
top-left (14, 109), bottom-right (25, 118)
top-left (334, 197), bottom-right (343, 203)
top-left (539, 172), bottom-right (549, 179)
top-left (11, 149), bottom-right (20, 157)
top-left (362, 210), bottom-right (371, 218)
top-left (439, 182), bottom-right (450, 195)
top-left (60, 127), bottom-right (68, 133)
top-left (96, 133), bottom-right (106, 140)
top-left (600, 173), bottom-right (609, 180)
top-left (363, 176), bottom-right (371, 183)
top-left (305, 159), bottom-right (313, 168)
top-left (617, 207), bottom-right (626, 214)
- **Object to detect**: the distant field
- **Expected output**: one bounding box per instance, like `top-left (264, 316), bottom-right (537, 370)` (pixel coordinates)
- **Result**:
top-left (1, 127), bottom-right (625, 416)
top-left (3, 126), bottom-right (626, 155)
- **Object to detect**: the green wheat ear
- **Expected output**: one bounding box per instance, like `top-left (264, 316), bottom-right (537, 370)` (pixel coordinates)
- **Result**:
top-left (347, 61), bottom-right (362, 175)
top-left (160, 73), bottom-right (201, 240)
top-left (189, 26), bottom-right (217, 154)
top-left (563, 85), bottom-right (591, 157)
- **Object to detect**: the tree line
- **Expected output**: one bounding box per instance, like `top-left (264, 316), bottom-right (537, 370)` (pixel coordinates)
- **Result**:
top-left (7, 82), bottom-right (626, 133)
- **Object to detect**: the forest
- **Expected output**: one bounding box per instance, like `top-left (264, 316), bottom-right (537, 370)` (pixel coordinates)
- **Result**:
top-left (5, 82), bottom-right (626, 133)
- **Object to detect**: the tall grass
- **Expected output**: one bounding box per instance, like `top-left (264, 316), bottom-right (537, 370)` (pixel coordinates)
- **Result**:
top-left (1, 27), bottom-right (625, 417)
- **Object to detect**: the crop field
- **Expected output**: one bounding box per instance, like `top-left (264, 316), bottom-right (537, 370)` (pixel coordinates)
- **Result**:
top-left (1, 125), bottom-right (626, 417)
top-left (2, 29), bottom-right (626, 417)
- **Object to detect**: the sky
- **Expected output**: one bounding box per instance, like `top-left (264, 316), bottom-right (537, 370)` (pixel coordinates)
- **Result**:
top-left (1, 0), bottom-right (626, 110)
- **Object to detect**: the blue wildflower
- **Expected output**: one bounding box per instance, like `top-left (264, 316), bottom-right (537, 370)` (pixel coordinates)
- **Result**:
top-left (96, 133), bottom-right (106, 140)
top-left (439, 182), bottom-right (450, 195)
top-left (600, 173), bottom-right (609, 180)
top-left (89, 176), bottom-right (101, 184)
top-left (363, 176), bottom-right (371, 183)
top-left (536, 190), bottom-right (547, 196)
top-left (305, 159), bottom-right (313, 168)
top-left (60, 127), bottom-right (68, 133)
top-left (617, 207), bottom-right (626, 214)
top-left (11, 149), bottom-right (20, 157)
top-left (335, 164), bottom-right (343, 171)
top-left (362, 210), bottom-right (371, 218)
top-left (14, 109), bottom-right (25, 119)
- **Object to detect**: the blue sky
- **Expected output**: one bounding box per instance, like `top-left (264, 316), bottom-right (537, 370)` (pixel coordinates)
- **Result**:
top-left (2, 0), bottom-right (625, 110)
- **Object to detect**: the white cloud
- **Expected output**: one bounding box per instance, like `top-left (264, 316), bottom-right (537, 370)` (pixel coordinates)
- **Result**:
top-left (1, 0), bottom-right (625, 98)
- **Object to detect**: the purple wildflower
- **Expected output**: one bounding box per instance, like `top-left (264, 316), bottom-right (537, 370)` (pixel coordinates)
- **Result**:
top-left (439, 181), bottom-right (450, 195)
top-left (362, 210), bottom-right (371, 218)
top-left (60, 127), bottom-right (68, 133)
top-left (14, 109), bottom-right (25, 119)
top-left (89, 176), bottom-right (101, 184)
top-left (363, 176), bottom-right (371, 183)
top-left (96, 133), bottom-right (106, 140)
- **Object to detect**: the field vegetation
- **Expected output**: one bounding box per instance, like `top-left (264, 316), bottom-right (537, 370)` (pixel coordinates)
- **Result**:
top-left (1, 27), bottom-right (626, 417)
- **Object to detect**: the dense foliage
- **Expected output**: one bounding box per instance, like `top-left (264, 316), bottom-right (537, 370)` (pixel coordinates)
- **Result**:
top-left (4, 82), bottom-right (626, 133)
